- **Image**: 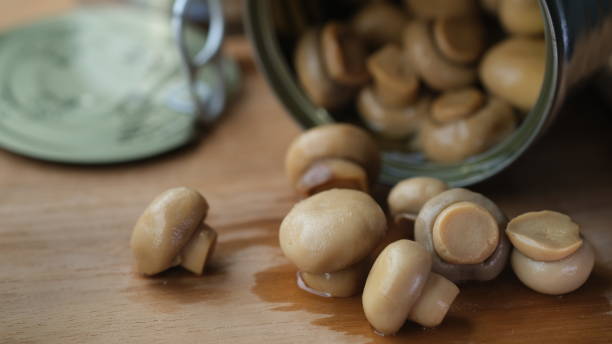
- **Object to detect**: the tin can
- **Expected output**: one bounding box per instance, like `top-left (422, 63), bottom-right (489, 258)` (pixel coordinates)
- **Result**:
top-left (245, 0), bottom-right (612, 186)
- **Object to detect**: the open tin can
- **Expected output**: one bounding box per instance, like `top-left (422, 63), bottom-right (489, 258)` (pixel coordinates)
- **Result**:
top-left (245, 0), bottom-right (612, 186)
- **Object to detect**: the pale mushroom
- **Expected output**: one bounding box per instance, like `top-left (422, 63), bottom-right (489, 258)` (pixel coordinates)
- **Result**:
top-left (388, 177), bottom-right (449, 223)
top-left (366, 44), bottom-right (420, 107)
top-left (285, 123), bottom-right (380, 196)
top-left (415, 188), bottom-right (511, 282)
top-left (499, 0), bottom-right (544, 36)
top-left (131, 187), bottom-right (217, 276)
top-left (362, 240), bottom-right (459, 335)
top-left (298, 260), bottom-right (369, 298)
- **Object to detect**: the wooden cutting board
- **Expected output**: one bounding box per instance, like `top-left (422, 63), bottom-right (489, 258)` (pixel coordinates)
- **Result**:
top-left (2, 2), bottom-right (612, 343)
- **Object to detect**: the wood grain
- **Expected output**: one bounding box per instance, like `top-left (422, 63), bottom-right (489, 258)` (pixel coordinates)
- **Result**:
top-left (1, 2), bottom-right (612, 343)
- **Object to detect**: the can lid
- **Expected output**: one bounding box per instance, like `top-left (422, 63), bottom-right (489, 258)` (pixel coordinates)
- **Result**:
top-left (0, 3), bottom-right (239, 164)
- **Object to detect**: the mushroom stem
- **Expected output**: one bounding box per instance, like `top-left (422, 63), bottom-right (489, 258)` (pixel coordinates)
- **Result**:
top-left (297, 260), bottom-right (369, 298)
top-left (296, 158), bottom-right (368, 196)
top-left (179, 223), bottom-right (218, 275)
top-left (408, 272), bottom-right (459, 327)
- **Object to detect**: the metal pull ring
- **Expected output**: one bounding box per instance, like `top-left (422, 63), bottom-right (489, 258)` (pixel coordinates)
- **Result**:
top-left (172, 0), bottom-right (226, 125)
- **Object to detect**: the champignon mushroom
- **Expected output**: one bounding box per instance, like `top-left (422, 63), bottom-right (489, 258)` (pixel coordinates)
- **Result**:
top-left (431, 87), bottom-right (486, 124)
top-left (352, 1), bottom-right (408, 48)
top-left (404, 0), bottom-right (479, 19)
top-left (433, 15), bottom-right (486, 64)
top-left (388, 177), bottom-right (449, 224)
top-left (506, 211), bottom-right (583, 262)
top-left (285, 124), bottom-right (380, 196)
top-left (498, 0), bottom-right (544, 36)
top-left (479, 37), bottom-right (546, 111)
top-left (421, 96), bottom-right (516, 164)
top-left (131, 187), bottom-right (217, 276)
top-left (415, 188), bottom-right (511, 282)
top-left (404, 20), bottom-right (478, 91)
top-left (512, 241), bottom-right (594, 295)
top-left (279, 189), bottom-right (387, 274)
top-left (357, 86), bottom-right (430, 140)
top-left (367, 44), bottom-right (421, 107)
top-left (321, 21), bottom-right (370, 87)
top-left (362, 240), bottom-right (459, 335)
top-left (298, 260), bottom-right (369, 298)
top-left (294, 29), bottom-right (353, 110)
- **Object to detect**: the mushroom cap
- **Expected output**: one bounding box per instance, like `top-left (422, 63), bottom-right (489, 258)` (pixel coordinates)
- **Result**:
top-left (294, 29), bottom-right (353, 109)
top-left (388, 177), bottom-right (449, 219)
top-left (321, 21), bottom-right (370, 86)
top-left (131, 187), bottom-right (209, 275)
top-left (352, 1), bottom-right (408, 47)
top-left (421, 97), bottom-right (516, 164)
top-left (415, 188), bottom-right (510, 282)
top-left (285, 123), bottom-right (381, 186)
top-left (499, 0), bottom-right (544, 36)
top-left (404, 0), bottom-right (479, 19)
top-left (479, 37), bottom-right (546, 111)
top-left (366, 44), bottom-right (420, 107)
top-left (404, 20), bottom-right (477, 91)
top-left (279, 189), bottom-right (387, 273)
top-left (431, 87), bottom-right (486, 124)
top-left (511, 241), bottom-right (594, 295)
top-left (296, 158), bottom-right (368, 196)
top-left (299, 260), bottom-right (369, 298)
top-left (362, 239), bottom-right (432, 335)
top-left (357, 86), bottom-right (429, 140)
top-left (433, 15), bottom-right (486, 64)
top-left (506, 211), bottom-right (583, 262)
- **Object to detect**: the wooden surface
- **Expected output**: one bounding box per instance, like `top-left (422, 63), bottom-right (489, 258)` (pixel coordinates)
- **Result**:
top-left (2, 3), bottom-right (612, 343)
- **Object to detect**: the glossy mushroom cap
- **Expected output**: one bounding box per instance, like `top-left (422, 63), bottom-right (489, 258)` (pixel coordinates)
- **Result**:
top-left (415, 188), bottom-right (510, 282)
top-left (366, 44), bottom-right (420, 107)
top-left (279, 189), bottom-right (387, 274)
top-left (499, 0), bottom-right (544, 36)
top-left (285, 123), bottom-right (380, 192)
top-left (130, 187), bottom-right (209, 276)
top-left (388, 177), bottom-right (449, 221)
top-left (511, 241), bottom-right (594, 295)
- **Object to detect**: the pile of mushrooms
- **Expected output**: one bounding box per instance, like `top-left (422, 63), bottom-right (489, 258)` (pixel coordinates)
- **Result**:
top-left (293, 0), bottom-right (547, 164)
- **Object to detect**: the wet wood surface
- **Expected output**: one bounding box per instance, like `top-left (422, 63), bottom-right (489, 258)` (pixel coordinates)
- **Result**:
top-left (2, 2), bottom-right (612, 343)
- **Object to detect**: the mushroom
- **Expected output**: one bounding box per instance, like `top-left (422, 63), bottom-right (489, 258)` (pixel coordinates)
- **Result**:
top-left (362, 240), bottom-right (459, 335)
top-left (279, 189), bottom-right (387, 274)
top-left (498, 0), bottom-right (544, 36)
top-left (512, 241), bottom-right (594, 295)
top-left (415, 188), bottom-right (511, 282)
top-left (507, 210), bottom-right (594, 295)
top-left (421, 96), bottom-right (517, 164)
top-left (403, 20), bottom-right (478, 91)
top-left (321, 21), bottom-right (370, 87)
top-left (506, 211), bottom-right (583, 262)
top-left (294, 29), bottom-right (353, 110)
top-left (352, 1), bottom-right (408, 48)
top-left (404, 0), bottom-right (479, 19)
top-left (357, 86), bottom-right (430, 140)
top-left (131, 187), bottom-right (218, 276)
top-left (388, 177), bottom-right (449, 225)
top-left (298, 260), bottom-right (369, 298)
top-left (479, 37), bottom-right (546, 111)
top-left (366, 44), bottom-right (421, 107)
top-left (433, 15), bottom-right (486, 64)
top-left (431, 87), bottom-right (486, 124)
top-left (285, 123), bottom-right (380, 196)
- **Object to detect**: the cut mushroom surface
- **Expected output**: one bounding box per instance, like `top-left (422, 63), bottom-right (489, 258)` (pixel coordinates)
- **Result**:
top-left (511, 241), bottom-right (594, 295)
top-left (279, 189), bottom-right (387, 274)
top-left (321, 21), bottom-right (370, 87)
top-left (506, 211), bottom-right (583, 262)
top-left (433, 15), bottom-right (486, 64)
top-left (367, 44), bottom-right (420, 107)
top-left (431, 87), bottom-right (486, 124)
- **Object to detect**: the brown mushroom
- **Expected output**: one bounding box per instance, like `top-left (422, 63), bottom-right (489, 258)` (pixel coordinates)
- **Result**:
top-left (352, 1), bottom-right (408, 48)
top-left (433, 15), bottom-right (486, 64)
top-left (285, 124), bottom-right (380, 196)
top-left (479, 37), bottom-right (546, 111)
top-left (499, 0), bottom-right (544, 36)
top-left (131, 187), bottom-right (217, 276)
top-left (404, 0), bottom-right (479, 19)
top-left (357, 86), bottom-right (430, 140)
top-left (366, 44), bottom-right (420, 107)
top-left (415, 188), bottom-right (511, 282)
top-left (431, 87), bottom-right (486, 124)
top-left (404, 20), bottom-right (478, 91)
top-left (298, 260), bottom-right (369, 298)
top-left (321, 21), bottom-right (370, 87)
top-left (279, 189), bottom-right (387, 274)
top-left (512, 241), bottom-right (594, 295)
top-left (421, 96), bottom-right (516, 163)
top-left (294, 29), bottom-right (353, 109)
top-left (388, 177), bottom-right (449, 223)
top-left (362, 240), bottom-right (459, 335)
